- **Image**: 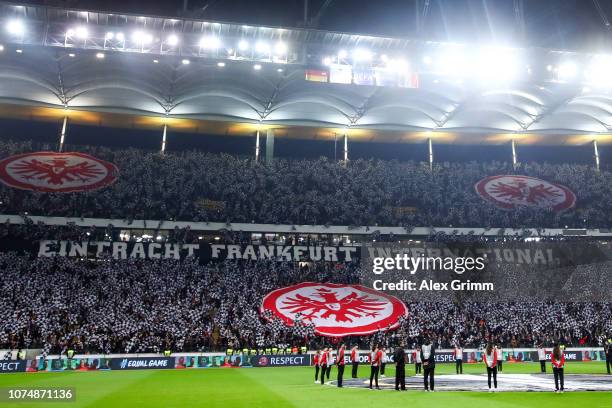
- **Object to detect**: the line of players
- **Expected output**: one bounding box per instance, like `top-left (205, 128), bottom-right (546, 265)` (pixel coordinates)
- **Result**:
top-left (312, 340), bottom-right (592, 393)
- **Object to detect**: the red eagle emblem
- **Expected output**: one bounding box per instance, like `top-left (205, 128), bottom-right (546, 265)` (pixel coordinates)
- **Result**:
top-left (281, 288), bottom-right (386, 323)
top-left (261, 283), bottom-right (407, 337)
top-left (475, 175), bottom-right (575, 212)
top-left (0, 152), bottom-right (118, 193)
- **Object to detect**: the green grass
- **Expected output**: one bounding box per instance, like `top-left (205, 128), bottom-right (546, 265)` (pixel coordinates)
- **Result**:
top-left (0, 362), bottom-right (609, 407)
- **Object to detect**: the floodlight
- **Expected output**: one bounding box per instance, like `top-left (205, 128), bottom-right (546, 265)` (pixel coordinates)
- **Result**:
top-left (338, 49), bottom-right (348, 59)
top-left (95, 52), bottom-right (105, 59)
top-left (253, 64), bottom-right (262, 70)
top-left (181, 59), bottom-right (190, 65)
top-left (166, 34), bottom-right (179, 46)
top-left (322, 57), bottom-right (332, 66)
top-left (75, 26), bottom-right (88, 39)
top-left (105, 32), bottom-right (115, 40)
top-left (6, 20), bottom-right (24, 36)
top-left (116, 32), bottom-right (125, 42)
top-left (475, 47), bottom-right (519, 82)
top-left (586, 54), bottom-right (612, 87)
top-left (217, 62), bottom-right (225, 67)
top-left (274, 41), bottom-right (287, 55)
top-left (558, 61), bottom-right (578, 80)
top-left (238, 40), bottom-right (249, 51)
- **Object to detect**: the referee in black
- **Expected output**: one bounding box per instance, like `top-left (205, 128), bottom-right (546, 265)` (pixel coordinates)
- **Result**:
top-left (606, 339), bottom-right (612, 375)
top-left (421, 338), bottom-right (436, 392)
top-left (394, 345), bottom-right (406, 391)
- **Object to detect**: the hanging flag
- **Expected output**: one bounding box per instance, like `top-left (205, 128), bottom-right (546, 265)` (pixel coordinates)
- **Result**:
top-left (305, 69), bottom-right (329, 83)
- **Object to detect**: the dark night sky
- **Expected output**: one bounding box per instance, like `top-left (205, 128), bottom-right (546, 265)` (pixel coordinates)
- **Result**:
top-left (18, 0), bottom-right (612, 51)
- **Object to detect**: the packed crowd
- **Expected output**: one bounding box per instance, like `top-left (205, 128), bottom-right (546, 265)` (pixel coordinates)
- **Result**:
top-left (1, 253), bottom-right (609, 355)
top-left (0, 140), bottom-right (611, 228)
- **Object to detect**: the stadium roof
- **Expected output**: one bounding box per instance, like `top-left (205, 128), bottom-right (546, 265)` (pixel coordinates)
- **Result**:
top-left (1, 3), bottom-right (612, 145)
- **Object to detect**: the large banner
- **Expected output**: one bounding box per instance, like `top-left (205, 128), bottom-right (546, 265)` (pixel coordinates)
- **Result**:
top-left (0, 152), bottom-right (118, 193)
top-left (110, 357), bottom-right (175, 370)
top-left (475, 175), bottom-right (576, 212)
top-left (0, 239), bottom-right (604, 266)
top-left (0, 361), bottom-right (26, 373)
top-left (250, 354), bottom-right (311, 367)
top-left (261, 283), bottom-right (408, 337)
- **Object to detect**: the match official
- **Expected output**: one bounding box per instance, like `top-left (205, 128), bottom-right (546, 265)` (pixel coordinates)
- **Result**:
top-left (394, 346), bottom-right (406, 391)
top-left (496, 344), bottom-right (503, 372)
top-left (606, 339), bottom-right (612, 375)
top-left (537, 343), bottom-right (546, 373)
top-left (421, 339), bottom-right (436, 392)
top-left (414, 346), bottom-right (422, 375)
top-left (336, 343), bottom-right (346, 387)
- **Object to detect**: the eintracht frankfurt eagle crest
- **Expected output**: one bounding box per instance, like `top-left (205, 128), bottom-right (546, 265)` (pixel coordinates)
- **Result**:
top-left (0, 152), bottom-right (118, 193)
top-left (261, 282), bottom-right (408, 337)
top-left (475, 175), bottom-right (576, 212)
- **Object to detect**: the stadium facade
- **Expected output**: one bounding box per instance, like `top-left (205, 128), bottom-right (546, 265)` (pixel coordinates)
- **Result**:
top-left (0, 2), bottom-right (611, 168)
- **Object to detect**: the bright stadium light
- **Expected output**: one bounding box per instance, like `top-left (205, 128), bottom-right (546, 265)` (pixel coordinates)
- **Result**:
top-left (95, 52), bottom-right (105, 59)
top-left (338, 49), bottom-right (348, 59)
top-left (475, 46), bottom-right (520, 82)
top-left (253, 64), bottom-right (262, 70)
top-left (322, 57), bottom-right (332, 66)
top-left (75, 26), bottom-right (88, 39)
top-left (423, 55), bottom-right (432, 64)
top-left (255, 41), bottom-right (270, 53)
top-left (238, 39), bottom-right (249, 51)
top-left (166, 34), bottom-right (179, 46)
top-left (277, 68), bottom-right (283, 72)
top-left (181, 58), bottom-right (190, 65)
top-left (558, 61), bottom-right (578, 80)
top-left (217, 61), bottom-right (225, 67)
top-left (116, 32), bottom-right (125, 42)
top-left (585, 54), bottom-right (612, 87)
top-left (0, 45), bottom-right (4, 52)
top-left (352, 48), bottom-right (372, 62)
top-left (105, 32), bottom-right (115, 40)
top-left (200, 35), bottom-right (221, 49)
top-left (6, 19), bottom-right (24, 36)
top-left (380, 54), bottom-right (389, 63)
top-left (68, 53), bottom-right (75, 57)
top-left (274, 41), bottom-right (287, 55)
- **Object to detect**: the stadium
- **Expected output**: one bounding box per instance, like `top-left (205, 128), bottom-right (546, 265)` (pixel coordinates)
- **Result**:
top-left (0, 0), bottom-right (611, 407)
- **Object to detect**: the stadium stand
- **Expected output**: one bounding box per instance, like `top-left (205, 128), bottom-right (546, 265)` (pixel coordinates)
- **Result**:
top-left (0, 140), bottom-right (610, 228)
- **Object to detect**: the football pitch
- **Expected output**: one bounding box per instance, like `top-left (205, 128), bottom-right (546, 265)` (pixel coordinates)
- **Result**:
top-left (0, 362), bottom-right (610, 407)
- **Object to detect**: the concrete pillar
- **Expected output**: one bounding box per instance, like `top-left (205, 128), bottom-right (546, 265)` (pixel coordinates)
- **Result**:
top-left (266, 129), bottom-right (274, 164)
top-left (160, 124), bottom-right (168, 155)
top-left (428, 137), bottom-right (433, 170)
top-left (594, 139), bottom-right (600, 172)
top-left (58, 116), bottom-right (68, 152)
